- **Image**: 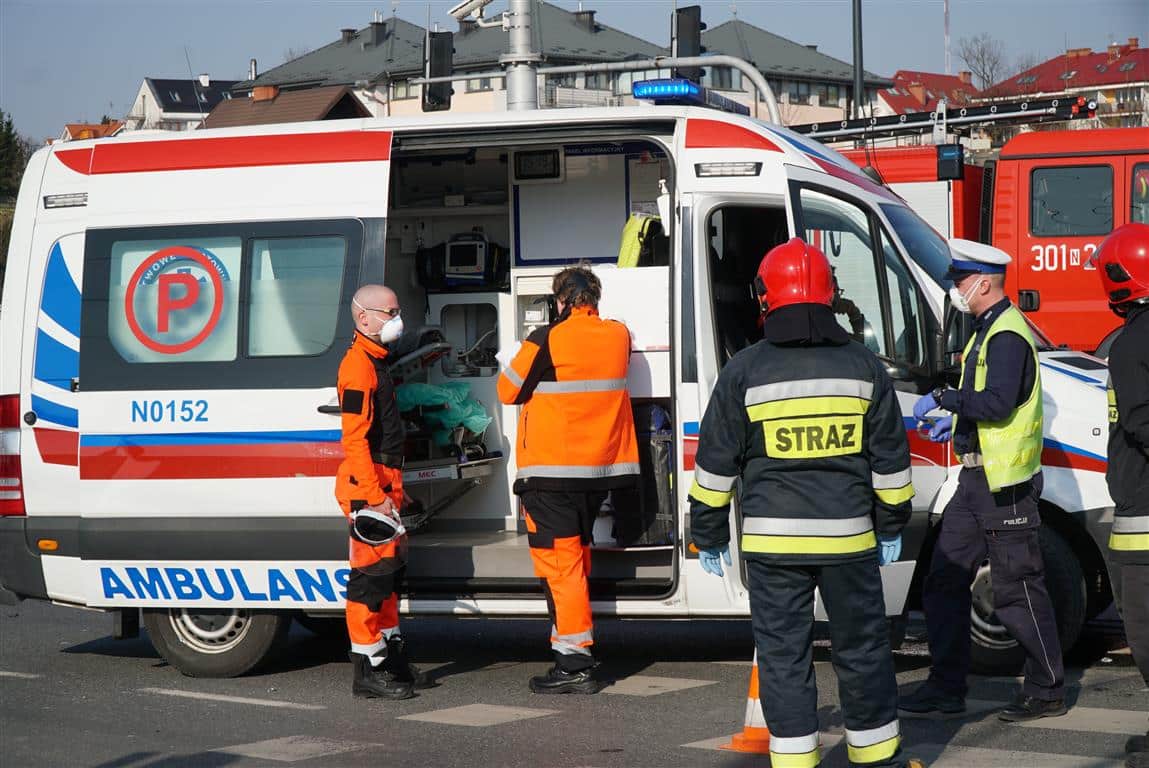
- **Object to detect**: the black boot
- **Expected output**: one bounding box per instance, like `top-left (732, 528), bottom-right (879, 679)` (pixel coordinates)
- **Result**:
top-left (383, 635), bottom-right (432, 689)
top-left (997, 695), bottom-right (1067, 722)
top-left (528, 664), bottom-right (602, 694)
top-left (351, 652), bottom-right (415, 700)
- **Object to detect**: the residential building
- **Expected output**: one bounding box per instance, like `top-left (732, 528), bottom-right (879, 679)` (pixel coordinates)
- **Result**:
top-left (876, 70), bottom-right (977, 116)
top-left (124, 76), bottom-right (239, 131)
top-left (979, 37), bottom-right (1147, 135)
top-left (201, 85), bottom-right (370, 129)
top-left (56, 120), bottom-right (124, 143)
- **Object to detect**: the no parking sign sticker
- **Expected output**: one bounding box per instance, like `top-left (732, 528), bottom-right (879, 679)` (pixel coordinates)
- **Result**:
top-left (124, 245), bottom-right (232, 355)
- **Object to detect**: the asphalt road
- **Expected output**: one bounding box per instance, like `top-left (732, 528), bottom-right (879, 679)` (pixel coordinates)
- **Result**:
top-left (0, 601), bottom-right (1145, 768)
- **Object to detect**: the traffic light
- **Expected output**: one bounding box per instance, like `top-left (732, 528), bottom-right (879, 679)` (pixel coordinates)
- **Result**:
top-left (672, 5), bottom-right (706, 82)
top-left (423, 31), bottom-right (454, 112)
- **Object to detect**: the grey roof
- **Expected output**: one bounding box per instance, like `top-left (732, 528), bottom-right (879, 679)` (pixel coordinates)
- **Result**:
top-left (702, 20), bottom-right (891, 87)
top-left (240, 2), bottom-right (665, 90)
top-left (148, 78), bottom-right (239, 112)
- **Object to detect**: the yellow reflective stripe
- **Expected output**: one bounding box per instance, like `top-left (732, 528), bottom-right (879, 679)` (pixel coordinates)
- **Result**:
top-left (874, 483), bottom-right (915, 505)
top-left (1110, 532), bottom-right (1149, 551)
top-left (769, 748), bottom-right (821, 768)
top-left (689, 480), bottom-right (733, 508)
top-left (746, 395), bottom-right (869, 422)
top-left (847, 735), bottom-right (900, 765)
top-left (742, 530), bottom-right (877, 555)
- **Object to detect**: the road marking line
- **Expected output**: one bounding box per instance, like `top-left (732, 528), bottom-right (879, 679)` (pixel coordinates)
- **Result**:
top-left (214, 736), bottom-right (376, 763)
top-left (0, 671), bottom-right (41, 679)
top-left (683, 732), bottom-right (843, 751)
top-left (138, 688), bottom-right (324, 711)
top-left (400, 704), bottom-right (556, 727)
top-left (913, 743), bottom-right (1123, 768)
top-left (604, 675), bottom-right (717, 697)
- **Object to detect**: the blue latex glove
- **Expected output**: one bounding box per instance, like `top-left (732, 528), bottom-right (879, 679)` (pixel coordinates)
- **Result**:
top-left (878, 534), bottom-right (902, 566)
top-left (699, 546), bottom-right (732, 577)
top-left (913, 392), bottom-right (939, 422)
top-left (928, 415), bottom-right (953, 443)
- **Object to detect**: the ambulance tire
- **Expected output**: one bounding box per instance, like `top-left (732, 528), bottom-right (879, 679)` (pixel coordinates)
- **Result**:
top-left (143, 608), bottom-right (290, 678)
top-left (969, 528), bottom-right (1086, 675)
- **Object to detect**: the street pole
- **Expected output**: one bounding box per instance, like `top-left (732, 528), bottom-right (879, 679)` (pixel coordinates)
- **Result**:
top-left (502, 0), bottom-right (541, 111)
top-left (852, 0), bottom-right (864, 119)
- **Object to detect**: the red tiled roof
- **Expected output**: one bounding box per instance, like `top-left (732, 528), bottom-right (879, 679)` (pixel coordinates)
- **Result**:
top-left (879, 70), bottom-right (978, 114)
top-left (982, 39), bottom-right (1147, 98)
top-left (64, 121), bottom-right (124, 140)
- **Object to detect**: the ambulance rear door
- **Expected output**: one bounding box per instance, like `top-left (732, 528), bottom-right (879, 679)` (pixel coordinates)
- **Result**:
top-left (67, 126), bottom-right (393, 610)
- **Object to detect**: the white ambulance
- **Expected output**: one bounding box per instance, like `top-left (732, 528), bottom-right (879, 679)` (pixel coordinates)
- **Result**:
top-left (0, 97), bottom-right (1115, 677)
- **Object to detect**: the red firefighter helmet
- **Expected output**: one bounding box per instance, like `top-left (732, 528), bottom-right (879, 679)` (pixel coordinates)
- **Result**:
top-left (754, 237), bottom-right (835, 314)
top-left (1095, 222), bottom-right (1149, 314)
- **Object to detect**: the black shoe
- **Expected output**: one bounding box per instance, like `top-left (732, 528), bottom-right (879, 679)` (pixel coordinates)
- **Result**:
top-left (997, 696), bottom-right (1067, 722)
top-left (898, 684), bottom-right (966, 720)
top-left (351, 652), bottom-right (415, 700)
top-left (383, 635), bottom-right (433, 689)
top-left (1128, 752), bottom-right (1149, 768)
top-left (528, 664), bottom-right (602, 695)
top-left (1127, 734), bottom-right (1149, 754)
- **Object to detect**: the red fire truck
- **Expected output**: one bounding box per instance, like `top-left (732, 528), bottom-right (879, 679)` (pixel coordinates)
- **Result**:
top-left (839, 127), bottom-right (1149, 354)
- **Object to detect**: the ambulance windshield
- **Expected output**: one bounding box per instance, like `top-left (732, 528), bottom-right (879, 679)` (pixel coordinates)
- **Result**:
top-left (880, 203), bottom-right (952, 287)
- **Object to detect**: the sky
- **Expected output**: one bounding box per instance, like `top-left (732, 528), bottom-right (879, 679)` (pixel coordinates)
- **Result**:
top-left (1, 0), bottom-right (1146, 141)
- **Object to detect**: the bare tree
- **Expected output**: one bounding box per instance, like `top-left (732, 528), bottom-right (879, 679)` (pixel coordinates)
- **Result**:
top-left (1012, 51), bottom-right (1042, 77)
top-left (282, 46), bottom-right (310, 64)
top-left (958, 33), bottom-right (1008, 90)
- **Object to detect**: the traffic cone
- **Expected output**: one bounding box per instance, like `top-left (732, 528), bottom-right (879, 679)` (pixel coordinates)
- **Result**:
top-left (720, 649), bottom-right (771, 754)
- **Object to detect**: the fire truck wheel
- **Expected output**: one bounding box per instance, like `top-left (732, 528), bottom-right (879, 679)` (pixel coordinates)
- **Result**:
top-left (143, 608), bottom-right (290, 678)
top-left (969, 527), bottom-right (1086, 675)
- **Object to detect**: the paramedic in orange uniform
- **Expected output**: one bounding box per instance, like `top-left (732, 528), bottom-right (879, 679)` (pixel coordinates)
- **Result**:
top-left (497, 266), bottom-right (640, 694)
top-left (336, 284), bottom-right (427, 700)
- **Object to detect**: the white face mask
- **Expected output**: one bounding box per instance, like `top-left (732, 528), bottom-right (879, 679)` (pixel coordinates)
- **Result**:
top-left (949, 277), bottom-right (985, 314)
top-left (354, 298), bottom-right (404, 343)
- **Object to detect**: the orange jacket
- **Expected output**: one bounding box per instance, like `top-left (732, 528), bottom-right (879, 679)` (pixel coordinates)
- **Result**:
top-left (497, 306), bottom-right (639, 491)
top-left (336, 332), bottom-right (405, 509)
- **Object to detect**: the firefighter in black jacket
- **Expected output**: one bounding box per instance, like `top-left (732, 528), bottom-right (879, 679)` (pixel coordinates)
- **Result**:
top-left (1095, 222), bottom-right (1149, 768)
top-left (690, 239), bottom-right (918, 768)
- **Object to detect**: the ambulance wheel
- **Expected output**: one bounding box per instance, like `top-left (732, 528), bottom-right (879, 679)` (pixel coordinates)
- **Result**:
top-left (969, 528), bottom-right (1086, 675)
top-left (143, 608), bottom-right (290, 678)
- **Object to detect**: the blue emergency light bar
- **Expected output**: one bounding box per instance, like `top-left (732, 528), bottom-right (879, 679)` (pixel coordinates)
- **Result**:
top-left (632, 78), bottom-right (751, 117)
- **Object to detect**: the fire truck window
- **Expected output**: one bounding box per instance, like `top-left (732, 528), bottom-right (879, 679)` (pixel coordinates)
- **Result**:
top-left (247, 236), bottom-right (347, 357)
top-left (1132, 163), bottom-right (1149, 224)
top-left (799, 188), bottom-right (886, 357)
top-left (108, 236), bottom-right (242, 363)
top-left (1030, 165), bottom-right (1114, 237)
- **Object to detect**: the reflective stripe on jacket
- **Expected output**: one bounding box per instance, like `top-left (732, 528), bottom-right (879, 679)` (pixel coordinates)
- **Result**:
top-left (688, 337), bottom-right (913, 564)
top-left (497, 306), bottom-right (640, 491)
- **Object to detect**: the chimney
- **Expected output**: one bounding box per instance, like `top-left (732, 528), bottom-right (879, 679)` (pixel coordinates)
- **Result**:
top-left (1067, 47), bottom-right (1092, 59)
top-left (252, 85), bottom-right (279, 102)
top-left (958, 70), bottom-right (972, 85)
top-left (249, 58), bottom-right (258, 80)
top-left (198, 73), bottom-right (210, 88)
top-left (1109, 41), bottom-right (1123, 61)
top-left (369, 20), bottom-right (386, 47)
top-left (574, 9), bottom-right (596, 32)
top-left (341, 28), bottom-right (355, 44)
top-left (805, 44), bottom-right (818, 51)
top-left (1129, 37), bottom-right (1140, 50)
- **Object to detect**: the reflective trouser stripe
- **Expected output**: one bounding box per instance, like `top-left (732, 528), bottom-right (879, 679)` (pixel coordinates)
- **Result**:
top-left (746, 395), bottom-right (870, 422)
top-left (552, 627), bottom-right (594, 655)
top-left (874, 483), bottom-right (915, 505)
top-left (349, 638), bottom-right (386, 657)
top-left (847, 735), bottom-right (901, 765)
top-left (689, 480), bottom-right (733, 508)
top-left (743, 515), bottom-right (872, 537)
top-left (742, 530), bottom-right (877, 556)
top-left (1111, 532), bottom-right (1149, 551)
top-left (769, 732), bottom-right (821, 768)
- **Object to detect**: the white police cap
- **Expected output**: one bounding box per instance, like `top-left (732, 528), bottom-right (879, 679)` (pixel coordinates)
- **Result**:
top-left (945, 238), bottom-right (1011, 279)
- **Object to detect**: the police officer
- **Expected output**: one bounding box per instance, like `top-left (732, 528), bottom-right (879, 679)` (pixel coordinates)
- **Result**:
top-left (497, 266), bottom-right (639, 694)
top-left (336, 284), bottom-right (429, 700)
top-left (1094, 223), bottom-right (1149, 768)
top-left (900, 240), bottom-right (1066, 722)
top-left (691, 239), bottom-right (919, 768)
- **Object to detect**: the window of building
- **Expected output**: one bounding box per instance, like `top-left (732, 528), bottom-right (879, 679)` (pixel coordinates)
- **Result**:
top-left (1059, 70), bottom-right (1078, 80)
top-left (1017, 75), bottom-right (1038, 84)
top-left (786, 80), bottom-right (811, 105)
top-left (1132, 163), bottom-right (1149, 225)
top-left (706, 68), bottom-right (741, 91)
top-left (1119, 61), bottom-right (1137, 72)
top-left (585, 72), bottom-right (612, 91)
top-left (548, 73), bottom-right (577, 89)
top-left (466, 77), bottom-right (493, 92)
top-left (169, 91), bottom-right (182, 103)
top-left (815, 83), bottom-right (840, 105)
top-left (392, 80), bottom-right (417, 100)
top-left (1030, 165), bottom-right (1114, 237)
top-left (247, 236), bottom-right (347, 357)
top-left (1096, 64), bottom-right (1109, 73)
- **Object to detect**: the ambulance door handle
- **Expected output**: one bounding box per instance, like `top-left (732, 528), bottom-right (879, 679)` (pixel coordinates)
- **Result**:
top-left (317, 405), bottom-right (341, 415)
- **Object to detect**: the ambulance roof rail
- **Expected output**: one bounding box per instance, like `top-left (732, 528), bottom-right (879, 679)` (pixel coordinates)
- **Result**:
top-left (790, 96), bottom-right (1096, 142)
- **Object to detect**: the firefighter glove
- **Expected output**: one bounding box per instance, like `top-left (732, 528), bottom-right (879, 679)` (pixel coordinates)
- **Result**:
top-left (878, 534), bottom-right (902, 566)
top-left (913, 392), bottom-right (940, 422)
top-left (699, 545), bottom-right (731, 577)
top-left (927, 415), bottom-right (953, 443)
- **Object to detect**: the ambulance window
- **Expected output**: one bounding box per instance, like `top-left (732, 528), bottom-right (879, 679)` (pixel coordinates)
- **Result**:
top-left (797, 188), bottom-right (887, 356)
top-left (107, 236), bottom-right (242, 364)
top-left (1030, 165), bottom-right (1113, 237)
top-left (1132, 163), bottom-right (1149, 224)
top-left (247, 236), bottom-right (347, 357)
top-left (880, 228), bottom-right (925, 366)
